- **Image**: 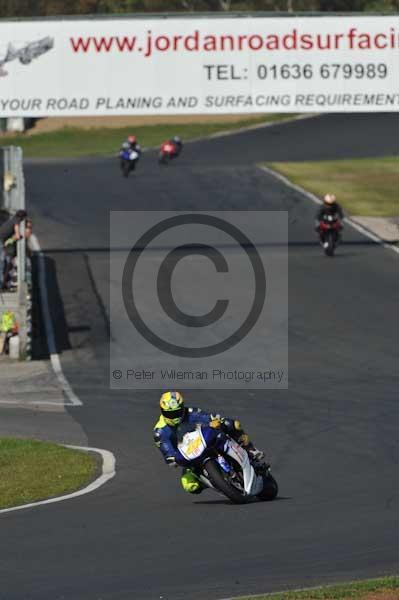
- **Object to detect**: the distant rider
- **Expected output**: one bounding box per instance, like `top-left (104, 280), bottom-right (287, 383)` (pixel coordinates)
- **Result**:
top-left (315, 193), bottom-right (344, 242)
top-left (153, 391), bottom-right (265, 494)
top-left (160, 135), bottom-right (183, 157)
top-left (170, 135), bottom-right (183, 155)
top-left (119, 135), bottom-right (141, 172)
top-left (315, 193), bottom-right (344, 229)
top-left (125, 135), bottom-right (141, 154)
top-left (120, 135), bottom-right (141, 158)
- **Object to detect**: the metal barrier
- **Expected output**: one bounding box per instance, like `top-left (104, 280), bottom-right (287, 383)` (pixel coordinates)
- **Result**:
top-left (1, 146), bottom-right (31, 359)
top-left (2, 146), bottom-right (26, 287)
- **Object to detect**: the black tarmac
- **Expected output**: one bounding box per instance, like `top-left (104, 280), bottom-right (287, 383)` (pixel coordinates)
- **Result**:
top-left (1, 113), bottom-right (399, 600)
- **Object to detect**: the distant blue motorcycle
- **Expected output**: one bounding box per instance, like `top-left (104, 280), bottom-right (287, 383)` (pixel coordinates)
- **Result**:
top-left (176, 422), bottom-right (278, 504)
top-left (119, 146), bottom-right (140, 177)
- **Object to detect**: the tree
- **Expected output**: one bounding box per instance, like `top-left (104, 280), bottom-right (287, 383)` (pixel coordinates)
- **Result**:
top-left (364, 0), bottom-right (396, 10)
top-left (319, 0), bottom-right (368, 10)
top-left (0, 0), bottom-right (41, 17)
top-left (207, 0), bottom-right (232, 8)
top-left (1, 0), bottom-right (398, 17)
top-left (179, 0), bottom-right (232, 9)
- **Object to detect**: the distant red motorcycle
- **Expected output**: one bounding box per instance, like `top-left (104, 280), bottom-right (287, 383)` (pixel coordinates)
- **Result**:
top-left (158, 137), bottom-right (183, 165)
top-left (318, 215), bottom-right (342, 257)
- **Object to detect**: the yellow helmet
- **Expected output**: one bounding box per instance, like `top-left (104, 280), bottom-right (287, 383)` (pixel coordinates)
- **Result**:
top-left (160, 391), bottom-right (185, 426)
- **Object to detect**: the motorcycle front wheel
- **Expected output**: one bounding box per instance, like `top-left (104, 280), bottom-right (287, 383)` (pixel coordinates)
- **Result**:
top-left (325, 231), bottom-right (336, 257)
top-left (158, 152), bottom-right (169, 165)
top-left (257, 474), bottom-right (278, 501)
top-left (204, 459), bottom-right (248, 504)
top-left (121, 160), bottom-right (130, 177)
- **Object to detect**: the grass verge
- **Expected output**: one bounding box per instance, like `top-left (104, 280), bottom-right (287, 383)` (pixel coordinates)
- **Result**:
top-left (236, 576), bottom-right (399, 600)
top-left (0, 438), bottom-right (97, 509)
top-left (267, 156), bottom-right (399, 217)
top-left (0, 114), bottom-right (298, 159)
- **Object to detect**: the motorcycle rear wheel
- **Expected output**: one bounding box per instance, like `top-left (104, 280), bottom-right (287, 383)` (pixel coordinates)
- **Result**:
top-left (204, 459), bottom-right (248, 504)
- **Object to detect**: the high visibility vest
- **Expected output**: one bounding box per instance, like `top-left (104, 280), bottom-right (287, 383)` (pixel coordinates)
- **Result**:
top-left (0, 311), bottom-right (17, 333)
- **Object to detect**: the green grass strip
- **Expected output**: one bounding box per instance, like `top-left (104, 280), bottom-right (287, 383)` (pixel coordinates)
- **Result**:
top-left (0, 438), bottom-right (97, 509)
top-left (0, 114), bottom-right (298, 159)
top-left (236, 576), bottom-right (399, 600)
top-left (267, 157), bottom-right (399, 217)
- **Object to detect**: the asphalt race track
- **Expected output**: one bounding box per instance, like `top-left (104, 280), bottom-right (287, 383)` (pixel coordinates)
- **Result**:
top-left (1, 113), bottom-right (399, 600)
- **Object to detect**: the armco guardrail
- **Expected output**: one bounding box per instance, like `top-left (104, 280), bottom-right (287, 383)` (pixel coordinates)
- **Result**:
top-left (0, 146), bottom-right (31, 359)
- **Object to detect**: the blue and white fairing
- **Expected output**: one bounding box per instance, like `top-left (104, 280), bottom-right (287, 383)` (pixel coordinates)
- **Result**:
top-left (176, 425), bottom-right (218, 463)
top-left (120, 149), bottom-right (139, 161)
top-left (223, 434), bottom-right (263, 496)
top-left (177, 424), bottom-right (263, 497)
top-left (120, 149), bottom-right (131, 160)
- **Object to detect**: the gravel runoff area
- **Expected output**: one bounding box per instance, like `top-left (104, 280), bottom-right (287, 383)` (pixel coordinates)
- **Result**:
top-left (349, 216), bottom-right (399, 243)
top-left (0, 356), bottom-right (66, 407)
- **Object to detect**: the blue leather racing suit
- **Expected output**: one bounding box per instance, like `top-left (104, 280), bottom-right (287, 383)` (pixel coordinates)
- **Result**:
top-left (153, 407), bottom-right (244, 466)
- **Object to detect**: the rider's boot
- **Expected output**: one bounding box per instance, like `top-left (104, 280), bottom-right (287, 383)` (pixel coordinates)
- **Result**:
top-left (181, 468), bottom-right (204, 495)
top-left (247, 444), bottom-right (265, 462)
top-left (238, 433), bottom-right (265, 462)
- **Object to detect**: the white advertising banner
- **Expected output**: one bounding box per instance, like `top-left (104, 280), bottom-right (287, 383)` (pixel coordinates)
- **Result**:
top-left (1, 15), bottom-right (399, 115)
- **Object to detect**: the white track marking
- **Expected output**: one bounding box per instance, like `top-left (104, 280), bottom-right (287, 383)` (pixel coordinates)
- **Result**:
top-left (258, 165), bottom-right (399, 257)
top-left (0, 399), bottom-right (73, 406)
top-left (29, 234), bottom-right (82, 406)
top-left (0, 445), bottom-right (115, 515)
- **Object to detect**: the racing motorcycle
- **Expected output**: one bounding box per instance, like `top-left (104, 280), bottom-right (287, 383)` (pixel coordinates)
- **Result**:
top-left (119, 148), bottom-right (140, 177)
top-left (158, 140), bottom-right (182, 165)
top-left (176, 422), bottom-right (278, 504)
top-left (318, 214), bottom-right (342, 257)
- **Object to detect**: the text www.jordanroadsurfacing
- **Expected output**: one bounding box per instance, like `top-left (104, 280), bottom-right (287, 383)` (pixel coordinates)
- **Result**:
top-left (70, 27), bottom-right (399, 57)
